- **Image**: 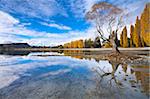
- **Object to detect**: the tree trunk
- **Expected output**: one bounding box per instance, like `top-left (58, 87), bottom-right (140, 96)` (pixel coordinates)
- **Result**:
top-left (110, 31), bottom-right (120, 53)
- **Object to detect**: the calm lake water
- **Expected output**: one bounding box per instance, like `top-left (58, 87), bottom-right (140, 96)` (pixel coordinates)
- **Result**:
top-left (0, 51), bottom-right (149, 99)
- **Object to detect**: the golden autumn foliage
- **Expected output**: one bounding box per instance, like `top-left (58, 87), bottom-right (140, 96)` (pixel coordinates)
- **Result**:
top-left (140, 3), bottom-right (150, 46)
top-left (63, 39), bottom-right (84, 48)
top-left (130, 3), bottom-right (150, 47)
top-left (122, 26), bottom-right (128, 48)
top-left (132, 16), bottom-right (142, 47)
top-left (77, 40), bottom-right (84, 48)
top-left (120, 26), bottom-right (128, 48)
top-left (130, 25), bottom-right (134, 47)
top-left (119, 3), bottom-right (150, 48)
top-left (63, 50), bottom-right (83, 59)
top-left (63, 4), bottom-right (149, 48)
top-left (102, 42), bottom-right (112, 48)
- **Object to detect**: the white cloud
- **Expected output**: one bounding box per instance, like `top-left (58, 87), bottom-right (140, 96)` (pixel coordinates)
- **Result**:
top-left (41, 22), bottom-right (72, 30)
top-left (0, 0), bottom-right (68, 19)
top-left (69, 0), bottom-right (147, 23)
top-left (24, 27), bottom-right (96, 46)
top-left (0, 11), bottom-right (19, 27)
top-left (0, 0), bottom-right (147, 46)
top-left (0, 10), bottom-right (94, 46)
top-left (116, 0), bottom-right (147, 25)
top-left (0, 54), bottom-right (109, 89)
top-left (69, 0), bottom-right (99, 18)
top-left (18, 23), bottom-right (31, 27)
top-left (68, 0), bottom-right (148, 40)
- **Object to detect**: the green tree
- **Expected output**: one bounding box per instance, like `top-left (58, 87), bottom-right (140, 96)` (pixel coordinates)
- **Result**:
top-left (84, 39), bottom-right (94, 48)
top-left (120, 31), bottom-right (123, 47)
top-left (94, 37), bottom-right (101, 48)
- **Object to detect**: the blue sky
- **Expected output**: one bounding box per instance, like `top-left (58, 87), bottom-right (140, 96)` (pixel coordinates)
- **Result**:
top-left (0, 0), bottom-right (148, 46)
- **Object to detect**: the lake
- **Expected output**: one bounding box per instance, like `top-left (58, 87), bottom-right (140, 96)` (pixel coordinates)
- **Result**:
top-left (0, 51), bottom-right (149, 99)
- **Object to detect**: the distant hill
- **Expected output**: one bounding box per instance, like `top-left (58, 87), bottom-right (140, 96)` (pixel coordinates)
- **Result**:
top-left (0, 43), bottom-right (31, 50)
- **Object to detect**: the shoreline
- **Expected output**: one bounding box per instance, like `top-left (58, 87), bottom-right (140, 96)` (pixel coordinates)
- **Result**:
top-left (13, 47), bottom-right (150, 51)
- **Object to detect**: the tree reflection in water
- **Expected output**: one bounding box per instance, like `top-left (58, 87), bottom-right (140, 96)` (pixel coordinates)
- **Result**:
top-left (0, 50), bottom-right (149, 99)
top-left (63, 50), bottom-right (149, 98)
top-left (93, 61), bottom-right (149, 98)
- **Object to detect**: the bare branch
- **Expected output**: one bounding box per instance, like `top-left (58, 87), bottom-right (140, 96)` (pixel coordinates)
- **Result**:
top-left (86, 2), bottom-right (124, 52)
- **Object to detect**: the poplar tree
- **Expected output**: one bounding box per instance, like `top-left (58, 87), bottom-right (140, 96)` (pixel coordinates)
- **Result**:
top-left (122, 26), bottom-right (128, 48)
top-left (130, 25), bottom-right (134, 47)
top-left (133, 16), bottom-right (142, 47)
top-left (140, 3), bottom-right (150, 46)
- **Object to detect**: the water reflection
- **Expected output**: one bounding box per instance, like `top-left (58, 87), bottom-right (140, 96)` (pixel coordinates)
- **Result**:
top-left (0, 50), bottom-right (30, 56)
top-left (0, 51), bottom-right (149, 99)
top-left (132, 65), bottom-right (149, 95)
top-left (64, 51), bottom-right (150, 97)
top-left (93, 61), bottom-right (149, 98)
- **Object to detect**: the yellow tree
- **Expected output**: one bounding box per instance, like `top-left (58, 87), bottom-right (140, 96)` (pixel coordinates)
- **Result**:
top-left (68, 43), bottom-right (71, 48)
top-left (140, 3), bottom-right (150, 46)
top-left (70, 41), bottom-right (73, 48)
top-left (74, 41), bottom-right (78, 48)
top-left (122, 26), bottom-right (128, 48)
top-left (130, 25), bottom-right (134, 47)
top-left (78, 40), bottom-right (84, 48)
top-left (133, 16), bottom-right (142, 47)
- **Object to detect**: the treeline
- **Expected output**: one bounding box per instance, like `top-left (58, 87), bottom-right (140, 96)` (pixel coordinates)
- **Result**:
top-left (120, 3), bottom-right (150, 47)
top-left (64, 40), bottom-right (84, 48)
top-left (63, 37), bottom-right (101, 48)
top-left (53, 3), bottom-right (149, 49)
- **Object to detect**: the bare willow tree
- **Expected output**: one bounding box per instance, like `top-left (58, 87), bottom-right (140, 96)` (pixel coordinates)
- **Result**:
top-left (86, 2), bottom-right (124, 53)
